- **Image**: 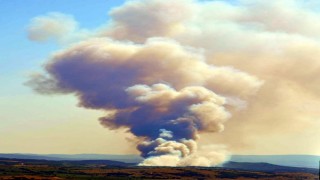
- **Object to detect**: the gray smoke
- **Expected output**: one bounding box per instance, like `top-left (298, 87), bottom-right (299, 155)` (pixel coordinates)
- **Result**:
top-left (26, 0), bottom-right (266, 166)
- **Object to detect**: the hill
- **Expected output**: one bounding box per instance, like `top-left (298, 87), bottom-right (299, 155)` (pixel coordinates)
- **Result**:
top-left (230, 155), bottom-right (320, 168)
top-left (0, 153), bottom-right (143, 163)
top-left (1, 153), bottom-right (318, 168)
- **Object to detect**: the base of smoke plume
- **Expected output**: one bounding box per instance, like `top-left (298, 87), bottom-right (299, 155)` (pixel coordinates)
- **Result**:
top-left (139, 144), bottom-right (230, 167)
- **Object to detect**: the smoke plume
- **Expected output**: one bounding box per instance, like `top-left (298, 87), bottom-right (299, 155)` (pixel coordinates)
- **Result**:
top-left (27, 37), bottom-right (261, 166)
top-left (28, 0), bottom-right (320, 165)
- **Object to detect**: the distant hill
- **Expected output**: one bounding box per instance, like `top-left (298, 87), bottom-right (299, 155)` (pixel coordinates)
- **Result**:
top-left (0, 154), bottom-right (319, 169)
top-left (230, 155), bottom-right (320, 169)
top-left (0, 157), bottom-right (133, 167)
top-left (0, 153), bottom-right (143, 163)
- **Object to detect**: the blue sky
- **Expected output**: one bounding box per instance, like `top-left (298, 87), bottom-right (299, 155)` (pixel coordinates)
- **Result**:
top-left (0, 0), bottom-right (126, 96)
top-left (0, 0), bottom-right (130, 154)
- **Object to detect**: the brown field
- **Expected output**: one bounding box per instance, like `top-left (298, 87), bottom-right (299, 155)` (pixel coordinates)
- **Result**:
top-left (0, 164), bottom-right (318, 180)
top-left (0, 158), bottom-right (319, 180)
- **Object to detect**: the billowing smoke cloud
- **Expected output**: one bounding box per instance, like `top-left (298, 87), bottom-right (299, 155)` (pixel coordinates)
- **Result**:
top-left (102, 0), bottom-right (194, 43)
top-left (27, 0), bottom-right (320, 165)
top-left (27, 37), bottom-right (261, 166)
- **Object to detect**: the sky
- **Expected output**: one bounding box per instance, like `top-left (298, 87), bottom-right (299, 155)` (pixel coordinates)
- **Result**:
top-left (1, 0), bottom-right (131, 154)
top-left (1, 0), bottom-right (320, 163)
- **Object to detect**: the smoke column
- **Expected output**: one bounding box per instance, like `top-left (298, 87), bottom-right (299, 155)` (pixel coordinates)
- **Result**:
top-left (27, 0), bottom-right (266, 166)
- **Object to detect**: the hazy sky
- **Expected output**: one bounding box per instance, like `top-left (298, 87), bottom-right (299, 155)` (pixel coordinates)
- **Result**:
top-left (1, 0), bottom-right (320, 158)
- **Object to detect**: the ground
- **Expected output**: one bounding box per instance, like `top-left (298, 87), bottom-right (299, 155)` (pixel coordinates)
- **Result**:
top-left (0, 158), bottom-right (318, 179)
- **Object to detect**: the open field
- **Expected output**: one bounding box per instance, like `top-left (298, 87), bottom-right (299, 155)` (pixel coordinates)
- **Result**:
top-left (0, 158), bottom-right (318, 180)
